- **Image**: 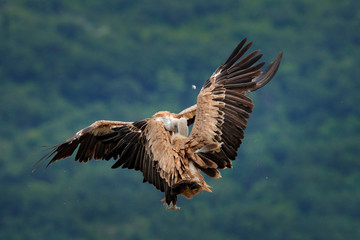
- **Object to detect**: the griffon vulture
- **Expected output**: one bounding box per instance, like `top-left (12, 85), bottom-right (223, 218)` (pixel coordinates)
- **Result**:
top-left (36, 38), bottom-right (282, 209)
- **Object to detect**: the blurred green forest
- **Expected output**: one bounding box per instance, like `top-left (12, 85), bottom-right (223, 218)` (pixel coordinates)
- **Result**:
top-left (1, 0), bottom-right (359, 239)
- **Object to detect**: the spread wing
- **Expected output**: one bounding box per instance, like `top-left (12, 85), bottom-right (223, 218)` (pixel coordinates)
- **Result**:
top-left (36, 118), bottom-right (178, 200)
top-left (187, 38), bottom-right (283, 171)
top-left (34, 120), bottom-right (138, 168)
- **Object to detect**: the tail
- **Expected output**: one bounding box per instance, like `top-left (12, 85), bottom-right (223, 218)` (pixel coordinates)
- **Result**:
top-left (172, 179), bottom-right (211, 198)
top-left (163, 178), bottom-right (211, 210)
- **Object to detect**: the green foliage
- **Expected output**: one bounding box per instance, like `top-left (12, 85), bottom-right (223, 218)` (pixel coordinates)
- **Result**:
top-left (1, 0), bottom-right (359, 239)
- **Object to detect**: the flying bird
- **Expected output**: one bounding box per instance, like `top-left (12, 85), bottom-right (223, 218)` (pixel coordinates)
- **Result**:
top-left (36, 38), bottom-right (282, 209)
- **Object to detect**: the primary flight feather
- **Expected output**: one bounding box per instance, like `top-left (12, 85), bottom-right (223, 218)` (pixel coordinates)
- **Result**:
top-left (36, 38), bottom-right (282, 209)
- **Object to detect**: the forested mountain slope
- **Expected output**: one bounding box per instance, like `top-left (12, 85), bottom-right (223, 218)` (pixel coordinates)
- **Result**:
top-left (0, 0), bottom-right (359, 239)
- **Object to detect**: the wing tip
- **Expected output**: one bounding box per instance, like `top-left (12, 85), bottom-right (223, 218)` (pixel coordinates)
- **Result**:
top-left (252, 51), bottom-right (283, 91)
top-left (32, 145), bottom-right (59, 172)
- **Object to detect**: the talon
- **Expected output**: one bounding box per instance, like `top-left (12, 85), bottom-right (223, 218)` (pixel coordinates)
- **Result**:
top-left (163, 201), bottom-right (181, 210)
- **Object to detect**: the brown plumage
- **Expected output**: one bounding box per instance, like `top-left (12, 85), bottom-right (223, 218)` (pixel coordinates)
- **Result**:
top-left (35, 38), bottom-right (282, 209)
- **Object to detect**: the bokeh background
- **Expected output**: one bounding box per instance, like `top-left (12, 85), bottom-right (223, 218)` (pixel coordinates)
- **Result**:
top-left (1, 0), bottom-right (359, 239)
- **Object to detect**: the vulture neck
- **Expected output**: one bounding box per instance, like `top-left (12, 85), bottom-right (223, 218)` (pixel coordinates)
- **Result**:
top-left (176, 118), bottom-right (188, 137)
top-left (154, 113), bottom-right (189, 137)
top-left (170, 118), bottom-right (189, 145)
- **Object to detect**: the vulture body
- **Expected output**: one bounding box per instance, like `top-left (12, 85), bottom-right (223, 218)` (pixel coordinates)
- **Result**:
top-left (36, 39), bottom-right (282, 209)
